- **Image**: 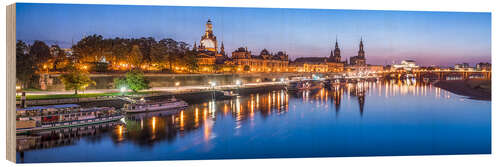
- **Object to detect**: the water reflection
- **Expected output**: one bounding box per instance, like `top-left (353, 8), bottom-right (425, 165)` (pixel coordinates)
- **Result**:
top-left (16, 79), bottom-right (490, 162)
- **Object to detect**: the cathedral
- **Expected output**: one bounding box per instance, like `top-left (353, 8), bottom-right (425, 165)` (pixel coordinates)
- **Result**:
top-left (194, 19), bottom-right (288, 73)
top-left (328, 38), bottom-right (342, 63)
top-left (349, 38), bottom-right (367, 66)
top-left (194, 19), bottom-right (227, 72)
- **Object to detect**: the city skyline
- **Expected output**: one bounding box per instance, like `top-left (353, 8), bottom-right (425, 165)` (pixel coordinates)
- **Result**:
top-left (16, 3), bottom-right (491, 66)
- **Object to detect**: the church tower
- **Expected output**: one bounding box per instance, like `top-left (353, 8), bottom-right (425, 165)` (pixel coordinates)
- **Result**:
top-left (358, 37), bottom-right (365, 58)
top-left (200, 19), bottom-right (217, 52)
top-left (350, 37), bottom-right (367, 66)
top-left (333, 38), bottom-right (341, 62)
top-left (220, 41), bottom-right (226, 58)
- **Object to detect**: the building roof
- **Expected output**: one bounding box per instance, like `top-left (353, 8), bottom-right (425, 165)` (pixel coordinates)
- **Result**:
top-left (294, 57), bottom-right (329, 63)
top-left (17, 104), bottom-right (80, 112)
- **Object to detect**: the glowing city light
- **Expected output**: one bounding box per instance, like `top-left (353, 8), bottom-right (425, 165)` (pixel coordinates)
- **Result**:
top-left (209, 81), bottom-right (216, 87)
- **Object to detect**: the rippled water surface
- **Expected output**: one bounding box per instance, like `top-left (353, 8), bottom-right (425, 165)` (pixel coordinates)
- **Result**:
top-left (16, 81), bottom-right (491, 163)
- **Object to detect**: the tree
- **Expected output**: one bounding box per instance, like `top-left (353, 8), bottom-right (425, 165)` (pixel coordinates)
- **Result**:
top-left (185, 51), bottom-right (199, 73)
top-left (108, 38), bottom-right (130, 70)
top-left (72, 34), bottom-right (105, 63)
top-left (59, 64), bottom-right (96, 94)
top-left (128, 45), bottom-right (143, 69)
top-left (150, 41), bottom-right (168, 69)
top-left (49, 45), bottom-right (67, 71)
top-left (16, 40), bottom-right (37, 88)
top-left (114, 70), bottom-right (150, 92)
top-left (29, 40), bottom-right (51, 70)
top-left (163, 38), bottom-right (179, 71)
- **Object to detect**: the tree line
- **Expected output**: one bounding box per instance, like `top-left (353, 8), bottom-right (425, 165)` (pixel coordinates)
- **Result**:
top-left (16, 34), bottom-right (198, 90)
top-left (72, 34), bottom-right (198, 72)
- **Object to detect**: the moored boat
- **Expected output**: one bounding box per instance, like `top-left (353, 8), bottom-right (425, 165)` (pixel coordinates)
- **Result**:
top-left (221, 90), bottom-right (239, 97)
top-left (16, 104), bottom-right (122, 134)
top-left (122, 97), bottom-right (188, 113)
top-left (287, 79), bottom-right (323, 91)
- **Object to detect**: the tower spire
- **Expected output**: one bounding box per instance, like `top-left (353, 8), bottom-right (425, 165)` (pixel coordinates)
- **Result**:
top-left (335, 36), bottom-right (339, 49)
top-left (358, 37), bottom-right (365, 58)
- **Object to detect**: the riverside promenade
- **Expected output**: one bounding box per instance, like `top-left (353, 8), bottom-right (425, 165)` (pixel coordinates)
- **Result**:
top-left (18, 81), bottom-right (288, 106)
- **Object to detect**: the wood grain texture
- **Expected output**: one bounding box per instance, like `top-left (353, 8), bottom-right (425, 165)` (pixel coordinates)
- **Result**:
top-left (6, 3), bottom-right (17, 163)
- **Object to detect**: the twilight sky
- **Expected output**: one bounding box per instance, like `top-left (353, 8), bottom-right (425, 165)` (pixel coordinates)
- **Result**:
top-left (16, 3), bottom-right (491, 66)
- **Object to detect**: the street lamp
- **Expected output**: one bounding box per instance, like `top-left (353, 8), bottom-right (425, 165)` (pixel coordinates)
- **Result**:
top-left (120, 87), bottom-right (127, 96)
top-left (209, 81), bottom-right (216, 100)
top-left (235, 80), bottom-right (241, 87)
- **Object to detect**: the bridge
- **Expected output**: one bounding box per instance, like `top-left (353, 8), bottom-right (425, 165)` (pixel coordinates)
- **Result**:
top-left (375, 69), bottom-right (491, 80)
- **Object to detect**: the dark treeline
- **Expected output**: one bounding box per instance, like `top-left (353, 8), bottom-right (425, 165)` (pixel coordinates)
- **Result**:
top-left (16, 34), bottom-right (200, 89)
top-left (72, 34), bottom-right (198, 72)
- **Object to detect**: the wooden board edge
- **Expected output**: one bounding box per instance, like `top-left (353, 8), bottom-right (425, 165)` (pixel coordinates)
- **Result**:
top-left (6, 3), bottom-right (17, 163)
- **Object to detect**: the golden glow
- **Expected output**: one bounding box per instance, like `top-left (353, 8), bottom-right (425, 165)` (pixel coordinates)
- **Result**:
top-left (195, 108), bottom-right (199, 127)
top-left (180, 110), bottom-right (185, 130)
top-left (151, 116), bottom-right (157, 132)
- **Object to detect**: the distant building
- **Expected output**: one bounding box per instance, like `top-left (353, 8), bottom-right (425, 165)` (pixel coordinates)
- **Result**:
top-left (476, 62), bottom-right (491, 71)
top-left (289, 39), bottom-right (346, 73)
top-left (454, 63), bottom-right (474, 71)
top-left (349, 38), bottom-right (366, 66)
top-left (195, 19), bottom-right (226, 73)
top-left (392, 60), bottom-right (419, 71)
top-left (229, 48), bottom-right (289, 73)
top-left (290, 57), bottom-right (331, 73)
top-left (329, 38), bottom-right (342, 63)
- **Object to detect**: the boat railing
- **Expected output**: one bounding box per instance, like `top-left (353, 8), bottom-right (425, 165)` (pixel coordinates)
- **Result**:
top-left (38, 113), bottom-right (123, 126)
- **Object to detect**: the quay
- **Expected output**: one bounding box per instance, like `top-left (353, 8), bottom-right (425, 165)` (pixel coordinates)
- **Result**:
top-left (17, 81), bottom-right (288, 106)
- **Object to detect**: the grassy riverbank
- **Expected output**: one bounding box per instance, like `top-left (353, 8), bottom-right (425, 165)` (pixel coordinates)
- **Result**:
top-left (433, 79), bottom-right (491, 100)
top-left (16, 91), bottom-right (155, 100)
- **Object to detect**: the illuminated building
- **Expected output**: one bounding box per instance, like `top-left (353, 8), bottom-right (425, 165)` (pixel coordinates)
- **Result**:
top-left (229, 47), bottom-right (289, 73)
top-left (289, 39), bottom-right (345, 73)
top-left (349, 37), bottom-right (367, 66)
top-left (195, 19), bottom-right (226, 73)
top-left (392, 60), bottom-right (419, 71)
top-left (476, 62), bottom-right (491, 71)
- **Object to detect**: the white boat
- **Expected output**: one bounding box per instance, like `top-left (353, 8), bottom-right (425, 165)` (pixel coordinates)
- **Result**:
top-left (16, 104), bottom-right (122, 134)
top-left (122, 97), bottom-right (188, 113)
top-left (221, 90), bottom-right (239, 97)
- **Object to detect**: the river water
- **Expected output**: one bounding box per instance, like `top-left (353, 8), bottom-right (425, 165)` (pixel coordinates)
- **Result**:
top-left (16, 80), bottom-right (491, 163)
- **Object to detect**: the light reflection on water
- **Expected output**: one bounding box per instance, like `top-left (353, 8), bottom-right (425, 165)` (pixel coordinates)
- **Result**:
top-left (16, 80), bottom-right (491, 163)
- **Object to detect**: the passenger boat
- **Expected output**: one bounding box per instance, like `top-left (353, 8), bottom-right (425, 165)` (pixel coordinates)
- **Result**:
top-left (16, 104), bottom-right (122, 134)
top-left (221, 90), bottom-right (239, 97)
top-left (288, 80), bottom-right (323, 91)
top-left (122, 97), bottom-right (188, 113)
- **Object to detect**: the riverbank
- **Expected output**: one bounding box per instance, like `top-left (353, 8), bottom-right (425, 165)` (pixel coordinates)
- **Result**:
top-left (433, 79), bottom-right (491, 100)
top-left (19, 83), bottom-right (287, 107)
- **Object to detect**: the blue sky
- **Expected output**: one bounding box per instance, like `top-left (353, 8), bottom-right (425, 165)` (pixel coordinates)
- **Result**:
top-left (16, 3), bottom-right (491, 66)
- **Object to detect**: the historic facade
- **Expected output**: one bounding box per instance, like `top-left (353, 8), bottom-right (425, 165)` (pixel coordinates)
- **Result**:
top-left (228, 47), bottom-right (289, 73)
top-left (349, 38), bottom-right (367, 66)
top-left (193, 19), bottom-right (290, 73)
top-left (195, 19), bottom-right (226, 73)
top-left (329, 38), bottom-right (342, 63)
top-left (289, 39), bottom-right (345, 73)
